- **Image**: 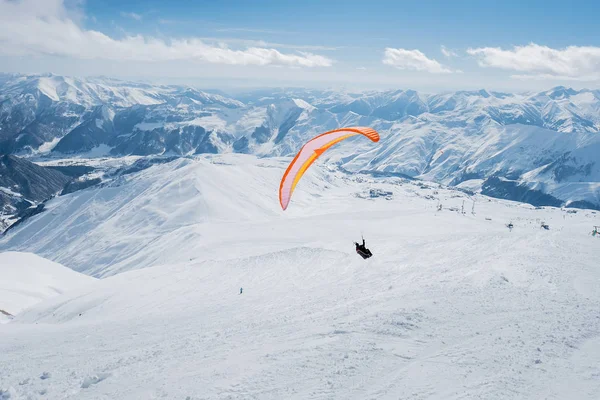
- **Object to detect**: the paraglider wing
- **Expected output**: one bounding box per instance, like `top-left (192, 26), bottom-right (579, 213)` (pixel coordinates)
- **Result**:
top-left (279, 126), bottom-right (380, 210)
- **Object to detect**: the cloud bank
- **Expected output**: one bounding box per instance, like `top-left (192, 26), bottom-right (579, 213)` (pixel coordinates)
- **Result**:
top-left (467, 43), bottom-right (600, 80)
top-left (0, 0), bottom-right (333, 68)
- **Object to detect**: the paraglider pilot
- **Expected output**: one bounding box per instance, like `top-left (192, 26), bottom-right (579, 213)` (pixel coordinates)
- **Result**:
top-left (355, 238), bottom-right (373, 259)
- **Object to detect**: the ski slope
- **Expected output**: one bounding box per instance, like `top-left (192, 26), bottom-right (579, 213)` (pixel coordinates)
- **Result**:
top-left (0, 155), bottom-right (599, 399)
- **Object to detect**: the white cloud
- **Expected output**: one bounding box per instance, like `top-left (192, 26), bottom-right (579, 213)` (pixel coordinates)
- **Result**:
top-left (0, 0), bottom-right (333, 68)
top-left (356, 67), bottom-right (367, 70)
top-left (121, 12), bottom-right (142, 21)
top-left (441, 45), bottom-right (457, 58)
top-left (383, 48), bottom-right (454, 73)
top-left (467, 43), bottom-right (600, 80)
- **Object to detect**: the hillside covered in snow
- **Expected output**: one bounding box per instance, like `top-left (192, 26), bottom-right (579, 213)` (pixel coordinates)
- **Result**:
top-left (1, 73), bottom-right (599, 213)
top-left (0, 251), bottom-right (95, 322)
top-left (0, 154), bottom-right (598, 399)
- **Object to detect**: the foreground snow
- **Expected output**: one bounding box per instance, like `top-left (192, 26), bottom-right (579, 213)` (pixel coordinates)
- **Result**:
top-left (0, 252), bottom-right (96, 321)
top-left (0, 155), bottom-right (599, 399)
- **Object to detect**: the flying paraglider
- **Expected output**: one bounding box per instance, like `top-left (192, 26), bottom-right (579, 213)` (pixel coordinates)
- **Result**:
top-left (278, 126), bottom-right (380, 210)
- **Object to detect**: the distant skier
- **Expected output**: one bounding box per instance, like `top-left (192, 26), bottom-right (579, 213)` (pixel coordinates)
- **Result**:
top-left (354, 238), bottom-right (373, 259)
top-left (239, 287), bottom-right (243, 295)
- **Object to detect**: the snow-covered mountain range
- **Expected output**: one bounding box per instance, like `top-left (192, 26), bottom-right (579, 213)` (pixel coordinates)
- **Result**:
top-left (1, 73), bottom-right (599, 212)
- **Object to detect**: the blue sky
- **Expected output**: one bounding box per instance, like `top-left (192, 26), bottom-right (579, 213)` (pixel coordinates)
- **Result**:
top-left (1, 0), bottom-right (600, 91)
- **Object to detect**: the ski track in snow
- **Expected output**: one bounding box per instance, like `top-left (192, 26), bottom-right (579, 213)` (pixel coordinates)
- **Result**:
top-left (0, 154), bottom-right (599, 399)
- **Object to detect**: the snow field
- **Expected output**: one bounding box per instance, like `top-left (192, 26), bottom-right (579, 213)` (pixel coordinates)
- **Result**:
top-left (0, 154), bottom-right (599, 399)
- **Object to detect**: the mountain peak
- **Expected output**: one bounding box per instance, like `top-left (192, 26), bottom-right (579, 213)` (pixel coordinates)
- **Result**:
top-left (545, 86), bottom-right (579, 99)
top-left (478, 89), bottom-right (491, 98)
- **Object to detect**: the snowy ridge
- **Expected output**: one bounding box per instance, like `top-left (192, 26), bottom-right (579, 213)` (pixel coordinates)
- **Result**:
top-left (0, 155), bottom-right (291, 276)
top-left (0, 73), bottom-right (243, 108)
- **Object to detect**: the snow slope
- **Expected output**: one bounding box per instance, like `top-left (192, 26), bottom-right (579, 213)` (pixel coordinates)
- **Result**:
top-left (0, 252), bottom-right (96, 320)
top-left (0, 155), bottom-right (599, 399)
top-left (0, 155), bottom-right (288, 277)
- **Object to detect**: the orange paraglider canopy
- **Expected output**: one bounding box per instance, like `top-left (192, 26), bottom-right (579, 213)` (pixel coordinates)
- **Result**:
top-left (279, 126), bottom-right (380, 210)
